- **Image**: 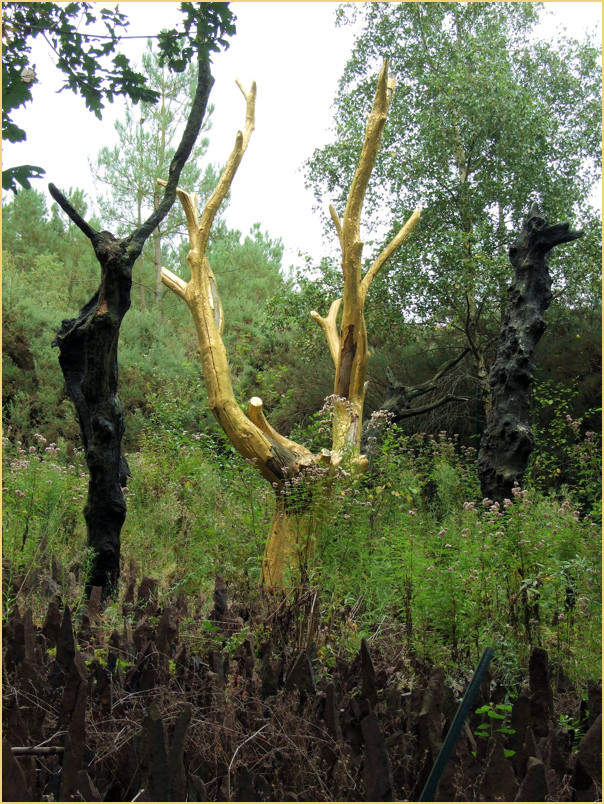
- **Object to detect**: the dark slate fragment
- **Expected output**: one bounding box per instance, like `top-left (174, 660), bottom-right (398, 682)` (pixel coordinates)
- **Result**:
top-left (361, 709), bottom-right (394, 801)
top-left (2, 739), bottom-right (32, 801)
top-left (360, 638), bottom-right (378, 707)
top-left (529, 647), bottom-right (554, 738)
top-left (515, 756), bottom-right (549, 802)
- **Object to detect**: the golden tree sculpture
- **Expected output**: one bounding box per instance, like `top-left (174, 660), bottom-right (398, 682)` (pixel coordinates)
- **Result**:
top-left (161, 62), bottom-right (421, 586)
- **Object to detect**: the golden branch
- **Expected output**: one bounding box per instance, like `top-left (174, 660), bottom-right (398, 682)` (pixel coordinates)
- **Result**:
top-left (361, 207), bottom-right (422, 295)
top-left (329, 204), bottom-right (343, 250)
top-left (310, 298), bottom-right (342, 368)
top-left (341, 60), bottom-right (395, 284)
top-left (157, 178), bottom-right (200, 239)
top-left (161, 267), bottom-right (188, 299)
top-left (198, 80), bottom-right (257, 255)
top-left (248, 397), bottom-right (313, 459)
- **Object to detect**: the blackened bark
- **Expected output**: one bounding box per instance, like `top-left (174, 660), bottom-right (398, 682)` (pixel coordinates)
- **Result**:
top-left (50, 47), bottom-right (214, 597)
top-left (52, 233), bottom-right (134, 595)
top-left (477, 203), bottom-right (583, 503)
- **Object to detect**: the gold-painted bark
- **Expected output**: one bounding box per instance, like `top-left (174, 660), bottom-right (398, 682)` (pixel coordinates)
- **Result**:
top-left (162, 63), bottom-right (420, 588)
top-left (314, 61), bottom-right (421, 459)
top-left (161, 82), bottom-right (328, 584)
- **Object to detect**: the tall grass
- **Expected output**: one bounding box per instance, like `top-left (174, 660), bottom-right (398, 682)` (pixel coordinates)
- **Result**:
top-left (2, 418), bottom-right (601, 688)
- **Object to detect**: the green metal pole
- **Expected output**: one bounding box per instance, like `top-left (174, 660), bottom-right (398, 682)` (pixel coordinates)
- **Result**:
top-left (418, 647), bottom-right (494, 802)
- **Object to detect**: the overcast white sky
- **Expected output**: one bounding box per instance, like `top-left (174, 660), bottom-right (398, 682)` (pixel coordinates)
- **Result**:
top-left (2, 2), bottom-right (602, 268)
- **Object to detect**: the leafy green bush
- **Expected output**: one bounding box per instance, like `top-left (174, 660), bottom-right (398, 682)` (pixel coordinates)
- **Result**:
top-left (530, 380), bottom-right (602, 517)
top-left (309, 421), bottom-right (601, 687)
top-left (2, 409), bottom-right (600, 691)
top-left (2, 431), bottom-right (89, 608)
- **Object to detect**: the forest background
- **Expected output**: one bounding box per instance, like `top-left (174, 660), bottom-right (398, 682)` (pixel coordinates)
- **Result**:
top-left (2, 1), bottom-right (602, 691)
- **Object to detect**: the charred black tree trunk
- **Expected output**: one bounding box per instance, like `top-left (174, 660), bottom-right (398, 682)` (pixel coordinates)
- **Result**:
top-left (52, 233), bottom-right (136, 595)
top-left (50, 50), bottom-right (214, 597)
top-left (477, 203), bottom-right (583, 503)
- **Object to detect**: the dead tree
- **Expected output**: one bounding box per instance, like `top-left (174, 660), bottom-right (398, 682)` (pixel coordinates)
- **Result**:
top-left (477, 202), bottom-right (583, 503)
top-left (361, 349), bottom-right (470, 459)
top-left (162, 61), bottom-right (421, 586)
top-left (381, 349), bottom-right (470, 422)
top-left (50, 44), bottom-right (214, 597)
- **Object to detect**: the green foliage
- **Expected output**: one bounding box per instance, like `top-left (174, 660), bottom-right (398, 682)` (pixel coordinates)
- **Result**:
top-left (473, 702), bottom-right (516, 757)
top-left (529, 380), bottom-right (602, 517)
top-left (3, 402), bottom-right (601, 688)
top-left (306, 2), bottom-right (601, 405)
top-left (309, 423), bottom-right (601, 687)
top-left (2, 433), bottom-right (88, 579)
top-left (156, 2), bottom-right (237, 67)
top-left (2, 2), bottom-right (154, 189)
top-left (2, 2), bottom-right (236, 190)
top-left (118, 428), bottom-right (270, 596)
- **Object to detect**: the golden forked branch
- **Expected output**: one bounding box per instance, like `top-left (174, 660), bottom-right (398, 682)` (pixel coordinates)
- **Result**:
top-left (310, 299), bottom-right (342, 368)
top-left (197, 80), bottom-right (256, 256)
top-left (160, 79), bottom-right (322, 489)
top-left (314, 59), bottom-right (421, 352)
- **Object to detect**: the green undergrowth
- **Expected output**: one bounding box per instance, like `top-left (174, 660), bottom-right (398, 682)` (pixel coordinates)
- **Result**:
top-left (2, 418), bottom-right (601, 691)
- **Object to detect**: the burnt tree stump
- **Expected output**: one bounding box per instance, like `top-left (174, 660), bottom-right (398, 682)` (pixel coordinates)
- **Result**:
top-left (477, 202), bottom-right (582, 503)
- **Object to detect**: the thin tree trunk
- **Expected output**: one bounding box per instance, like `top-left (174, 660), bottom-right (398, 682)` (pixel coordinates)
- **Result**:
top-left (477, 202), bottom-right (582, 503)
top-left (50, 47), bottom-right (214, 597)
top-left (153, 189), bottom-right (163, 303)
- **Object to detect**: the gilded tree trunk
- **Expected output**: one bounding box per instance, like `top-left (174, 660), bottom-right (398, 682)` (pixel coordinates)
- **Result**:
top-left (163, 63), bottom-right (420, 587)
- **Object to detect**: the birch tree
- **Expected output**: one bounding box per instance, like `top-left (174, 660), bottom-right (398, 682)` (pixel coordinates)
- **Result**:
top-left (162, 62), bottom-right (420, 586)
top-left (306, 2), bottom-right (601, 421)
